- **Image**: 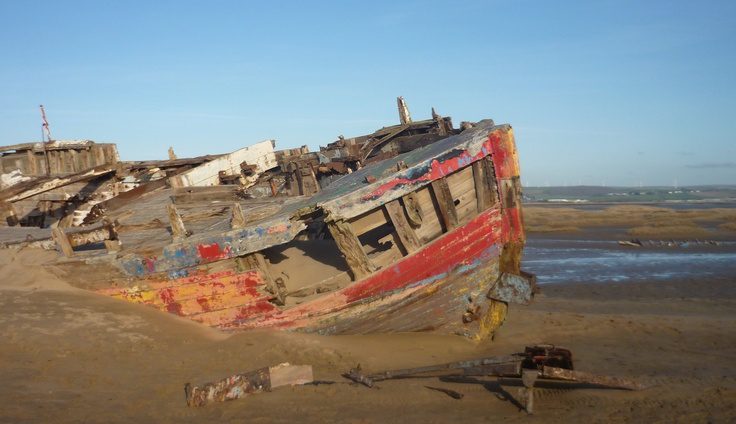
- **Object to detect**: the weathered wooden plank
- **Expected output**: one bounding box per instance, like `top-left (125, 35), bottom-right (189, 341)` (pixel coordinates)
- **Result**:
top-left (411, 186), bottom-right (443, 243)
top-left (171, 185), bottom-right (243, 204)
top-left (327, 220), bottom-right (376, 280)
top-left (167, 204), bottom-right (188, 240)
top-left (430, 178), bottom-right (458, 232)
top-left (384, 199), bottom-right (420, 254)
top-left (51, 227), bottom-right (74, 257)
top-left (185, 363), bottom-right (313, 407)
top-left (472, 161), bottom-right (488, 212)
top-left (447, 166), bottom-right (477, 225)
top-left (230, 203), bottom-right (246, 229)
top-left (169, 140), bottom-right (276, 189)
top-left (1, 165), bottom-right (115, 203)
top-left (481, 156), bottom-right (499, 206)
top-left (350, 207), bottom-right (390, 236)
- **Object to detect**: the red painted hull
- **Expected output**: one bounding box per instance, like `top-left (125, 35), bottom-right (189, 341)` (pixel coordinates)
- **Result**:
top-left (101, 203), bottom-right (519, 338)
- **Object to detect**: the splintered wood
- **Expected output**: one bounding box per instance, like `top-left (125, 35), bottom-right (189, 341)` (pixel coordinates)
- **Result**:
top-left (327, 220), bottom-right (376, 280)
top-left (185, 363), bottom-right (313, 407)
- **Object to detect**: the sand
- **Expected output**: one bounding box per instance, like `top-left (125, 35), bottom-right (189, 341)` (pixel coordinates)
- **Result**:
top-left (1, 208), bottom-right (736, 422)
top-left (524, 204), bottom-right (736, 239)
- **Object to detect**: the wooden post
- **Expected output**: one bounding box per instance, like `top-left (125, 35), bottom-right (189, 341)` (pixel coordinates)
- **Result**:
top-left (397, 96), bottom-right (412, 125)
top-left (385, 200), bottom-right (421, 254)
top-left (167, 204), bottom-right (188, 240)
top-left (231, 203), bottom-right (247, 229)
top-left (430, 178), bottom-right (458, 232)
top-left (327, 220), bottom-right (376, 280)
top-left (51, 227), bottom-right (74, 257)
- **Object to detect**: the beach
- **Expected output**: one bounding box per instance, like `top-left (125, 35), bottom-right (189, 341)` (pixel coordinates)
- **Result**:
top-left (1, 204), bottom-right (735, 423)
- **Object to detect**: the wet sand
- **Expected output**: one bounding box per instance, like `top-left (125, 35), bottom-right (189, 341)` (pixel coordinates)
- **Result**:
top-left (1, 208), bottom-right (736, 422)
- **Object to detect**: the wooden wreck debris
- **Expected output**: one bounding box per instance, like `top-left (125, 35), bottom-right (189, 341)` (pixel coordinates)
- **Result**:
top-left (540, 366), bottom-right (644, 391)
top-left (397, 96), bottom-right (412, 125)
top-left (50, 222), bottom-right (119, 257)
top-left (185, 363), bottom-right (313, 407)
top-left (230, 202), bottom-right (247, 229)
top-left (167, 204), bottom-right (189, 240)
top-left (51, 227), bottom-right (74, 257)
top-left (169, 140), bottom-right (277, 189)
top-left (0, 165), bottom-right (116, 203)
top-left (342, 345), bottom-right (641, 389)
top-left (343, 345), bottom-right (643, 414)
top-left (9, 98), bottom-right (533, 344)
top-left (0, 140), bottom-right (118, 177)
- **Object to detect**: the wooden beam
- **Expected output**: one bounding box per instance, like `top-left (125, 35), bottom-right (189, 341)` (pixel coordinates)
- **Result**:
top-left (230, 203), bottom-right (246, 229)
top-left (430, 178), bottom-right (458, 232)
top-left (185, 363), bottom-right (313, 407)
top-left (171, 185), bottom-right (243, 204)
top-left (241, 252), bottom-right (285, 305)
top-left (167, 204), bottom-right (188, 241)
top-left (384, 200), bottom-right (421, 254)
top-left (327, 220), bottom-right (376, 280)
top-left (1, 165), bottom-right (115, 203)
top-left (51, 227), bottom-right (74, 257)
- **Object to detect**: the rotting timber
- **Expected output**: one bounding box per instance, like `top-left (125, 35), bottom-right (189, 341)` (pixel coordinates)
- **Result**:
top-left (0, 98), bottom-right (535, 340)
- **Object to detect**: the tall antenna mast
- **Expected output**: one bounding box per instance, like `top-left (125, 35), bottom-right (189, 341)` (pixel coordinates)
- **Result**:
top-left (39, 104), bottom-right (53, 142)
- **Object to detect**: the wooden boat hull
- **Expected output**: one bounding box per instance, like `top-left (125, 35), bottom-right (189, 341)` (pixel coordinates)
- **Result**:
top-left (68, 120), bottom-right (534, 340)
top-left (98, 207), bottom-right (522, 339)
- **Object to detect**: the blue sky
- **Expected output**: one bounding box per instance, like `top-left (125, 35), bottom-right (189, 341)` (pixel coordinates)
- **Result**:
top-left (1, 0), bottom-right (734, 186)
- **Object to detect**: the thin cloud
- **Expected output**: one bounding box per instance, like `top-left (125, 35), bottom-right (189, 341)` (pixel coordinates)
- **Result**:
top-left (686, 162), bottom-right (736, 169)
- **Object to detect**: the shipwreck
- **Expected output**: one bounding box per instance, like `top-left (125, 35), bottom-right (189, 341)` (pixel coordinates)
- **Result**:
top-left (0, 98), bottom-right (535, 339)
